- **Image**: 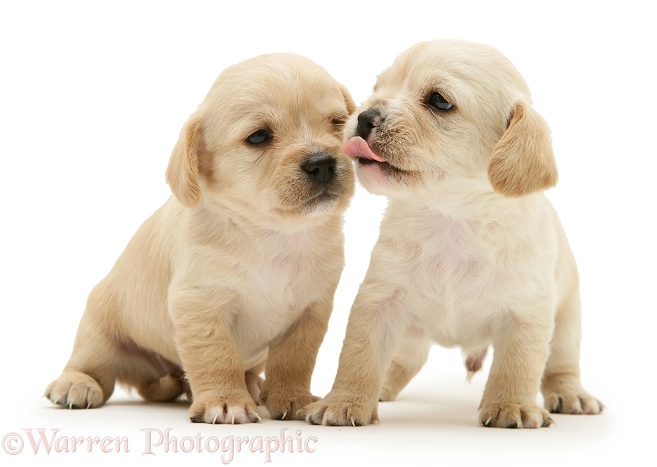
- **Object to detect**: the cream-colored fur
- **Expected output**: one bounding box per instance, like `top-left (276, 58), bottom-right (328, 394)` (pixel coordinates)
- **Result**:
top-left (44, 53), bottom-right (356, 424)
top-left (303, 40), bottom-right (603, 428)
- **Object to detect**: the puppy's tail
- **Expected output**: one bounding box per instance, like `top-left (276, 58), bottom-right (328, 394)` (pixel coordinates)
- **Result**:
top-left (464, 348), bottom-right (488, 382)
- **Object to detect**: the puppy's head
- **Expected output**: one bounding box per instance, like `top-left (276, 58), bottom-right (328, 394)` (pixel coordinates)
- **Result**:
top-left (344, 40), bottom-right (557, 200)
top-left (166, 54), bottom-right (355, 226)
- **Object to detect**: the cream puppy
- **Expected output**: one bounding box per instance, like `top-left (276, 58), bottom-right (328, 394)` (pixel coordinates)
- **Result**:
top-left (45, 53), bottom-right (356, 424)
top-left (303, 40), bottom-right (603, 428)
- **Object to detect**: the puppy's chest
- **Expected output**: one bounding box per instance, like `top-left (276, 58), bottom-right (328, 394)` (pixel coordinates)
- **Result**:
top-left (398, 217), bottom-right (508, 309)
top-left (244, 252), bottom-right (319, 311)
top-left (196, 231), bottom-right (337, 367)
top-left (239, 234), bottom-right (337, 318)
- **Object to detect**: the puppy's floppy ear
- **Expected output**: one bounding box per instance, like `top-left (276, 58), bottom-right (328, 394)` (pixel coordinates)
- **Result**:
top-left (338, 83), bottom-right (356, 114)
top-left (166, 114), bottom-right (204, 207)
top-left (488, 101), bottom-right (558, 197)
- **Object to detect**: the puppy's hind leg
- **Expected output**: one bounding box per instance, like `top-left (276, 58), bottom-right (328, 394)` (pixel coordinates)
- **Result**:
top-left (117, 346), bottom-right (185, 403)
top-left (541, 287), bottom-right (604, 415)
top-left (44, 284), bottom-right (119, 409)
top-left (138, 375), bottom-right (185, 402)
top-left (379, 326), bottom-right (431, 401)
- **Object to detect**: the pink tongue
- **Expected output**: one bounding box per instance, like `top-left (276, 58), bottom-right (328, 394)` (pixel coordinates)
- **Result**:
top-left (344, 136), bottom-right (387, 162)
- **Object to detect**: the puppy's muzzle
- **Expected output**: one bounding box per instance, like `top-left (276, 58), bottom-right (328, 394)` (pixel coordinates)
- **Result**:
top-left (303, 153), bottom-right (336, 183)
top-left (356, 109), bottom-right (382, 140)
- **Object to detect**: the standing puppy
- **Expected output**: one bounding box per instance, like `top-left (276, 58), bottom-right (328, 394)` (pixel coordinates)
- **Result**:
top-left (45, 54), bottom-right (356, 424)
top-left (304, 40), bottom-right (603, 428)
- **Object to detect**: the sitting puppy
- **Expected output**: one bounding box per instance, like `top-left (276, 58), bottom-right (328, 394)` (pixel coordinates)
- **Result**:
top-left (45, 53), bottom-right (356, 424)
top-left (303, 40), bottom-right (603, 428)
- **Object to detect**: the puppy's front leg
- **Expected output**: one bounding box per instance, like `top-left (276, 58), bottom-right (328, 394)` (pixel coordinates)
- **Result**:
top-left (171, 291), bottom-right (260, 424)
top-left (303, 287), bottom-right (406, 426)
top-left (479, 311), bottom-right (554, 428)
top-left (259, 301), bottom-right (331, 420)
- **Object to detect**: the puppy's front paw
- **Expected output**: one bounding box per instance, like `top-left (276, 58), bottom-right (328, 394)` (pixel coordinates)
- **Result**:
top-left (261, 390), bottom-right (319, 421)
top-left (479, 402), bottom-right (554, 429)
top-left (44, 371), bottom-right (105, 409)
top-left (302, 392), bottom-right (378, 426)
top-left (189, 392), bottom-right (261, 424)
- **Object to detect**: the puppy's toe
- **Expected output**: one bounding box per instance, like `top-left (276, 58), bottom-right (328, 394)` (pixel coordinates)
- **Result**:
top-left (261, 390), bottom-right (319, 421)
top-left (580, 396), bottom-right (604, 414)
top-left (479, 402), bottom-right (553, 429)
top-left (304, 392), bottom-right (378, 426)
top-left (45, 371), bottom-right (105, 409)
top-left (189, 393), bottom-right (261, 424)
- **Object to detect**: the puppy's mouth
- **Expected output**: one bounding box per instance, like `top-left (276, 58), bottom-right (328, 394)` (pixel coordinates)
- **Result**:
top-left (305, 190), bottom-right (339, 206)
top-left (274, 189), bottom-right (342, 219)
top-left (287, 190), bottom-right (341, 218)
top-left (344, 136), bottom-right (409, 176)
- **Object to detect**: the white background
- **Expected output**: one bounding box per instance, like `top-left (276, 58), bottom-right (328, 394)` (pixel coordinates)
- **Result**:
top-left (1, 1), bottom-right (655, 465)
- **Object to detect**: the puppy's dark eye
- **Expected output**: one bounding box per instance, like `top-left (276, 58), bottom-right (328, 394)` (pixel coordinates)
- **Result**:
top-left (331, 116), bottom-right (347, 126)
top-left (427, 92), bottom-right (453, 111)
top-left (246, 130), bottom-right (272, 145)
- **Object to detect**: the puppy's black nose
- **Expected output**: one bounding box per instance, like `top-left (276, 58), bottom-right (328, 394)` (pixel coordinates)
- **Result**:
top-left (356, 109), bottom-right (382, 139)
top-left (303, 154), bottom-right (336, 183)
